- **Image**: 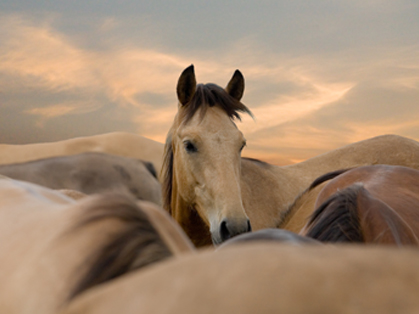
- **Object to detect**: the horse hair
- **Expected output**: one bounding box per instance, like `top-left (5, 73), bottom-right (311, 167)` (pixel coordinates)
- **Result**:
top-left (162, 134), bottom-right (174, 214)
top-left (143, 161), bottom-right (158, 179)
top-left (161, 83), bottom-right (252, 215)
top-left (280, 168), bottom-right (352, 227)
top-left (242, 157), bottom-right (270, 167)
top-left (180, 83), bottom-right (252, 124)
top-left (67, 193), bottom-right (172, 301)
top-left (308, 168), bottom-right (353, 191)
top-left (305, 184), bottom-right (364, 243)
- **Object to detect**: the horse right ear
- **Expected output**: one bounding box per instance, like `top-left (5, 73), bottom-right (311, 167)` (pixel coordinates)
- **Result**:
top-left (177, 65), bottom-right (196, 106)
top-left (225, 69), bottom-right (245, 101)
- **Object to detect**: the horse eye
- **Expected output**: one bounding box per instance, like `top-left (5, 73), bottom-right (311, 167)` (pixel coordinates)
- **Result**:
top-left (240, 142), bottom-right (247, 152)
top-left (184, 141), bottom-right (198, 153)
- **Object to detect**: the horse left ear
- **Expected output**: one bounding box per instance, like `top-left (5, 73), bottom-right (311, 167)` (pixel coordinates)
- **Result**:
top-left (225, 70), bottom-right (245, 101)
top-left (177, 65), bottom-right (197, 106)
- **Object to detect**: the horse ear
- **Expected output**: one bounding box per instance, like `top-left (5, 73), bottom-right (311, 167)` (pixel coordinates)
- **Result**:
top-left (177, 65), bottom-right (196, 106)
top-left (225, 70), bottom-right (245, 101)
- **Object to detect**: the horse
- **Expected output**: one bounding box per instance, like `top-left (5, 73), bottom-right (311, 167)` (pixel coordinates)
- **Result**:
top-left (162, 64), bottom-right (419, 247)
top-left (0, 152), bottom-right (162, 205)
top-left (0, 178), bottom-right (194, 314)
top-left (217, 228), bottom-right (321, 250)
top-left (60, 243), bottom-right (419, 314)
top-left (300, 165), bottom-right (419, 245)
top-left (0, 131), bottom-right (164, 175)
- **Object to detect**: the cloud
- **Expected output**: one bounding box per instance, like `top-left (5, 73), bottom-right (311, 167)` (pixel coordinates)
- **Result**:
top-left (1, 7), bottom-right (419, 167)
top-left (243, 79), bottom-right (419, 165)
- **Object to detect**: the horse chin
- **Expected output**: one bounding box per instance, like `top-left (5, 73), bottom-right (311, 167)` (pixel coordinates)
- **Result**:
top-left (211, 231), bottom-right (223, 246)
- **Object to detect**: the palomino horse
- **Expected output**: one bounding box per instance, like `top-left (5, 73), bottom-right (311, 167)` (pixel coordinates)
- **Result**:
top-left (0, 152), bottom-right (162, 205)
top-left (300, 165), bottom-right (419, 245)
top-left (60, 244), bottom-right (419, 314)
top-left (0, 132), bottom-right (164, 174)
top-left (0, 178), bottom-right (193, 314)
top-left (162, 65), bottom-right (419, 246)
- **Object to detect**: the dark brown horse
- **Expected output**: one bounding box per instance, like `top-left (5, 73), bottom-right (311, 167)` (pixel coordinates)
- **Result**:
top-left (301, 165), bottom-right (419, 245)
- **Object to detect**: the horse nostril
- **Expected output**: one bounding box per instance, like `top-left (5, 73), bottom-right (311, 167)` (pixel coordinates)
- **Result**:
top-left (220, 220), bottom-right (231, 242)
top-left (247, 219), bottom-right (252, 232)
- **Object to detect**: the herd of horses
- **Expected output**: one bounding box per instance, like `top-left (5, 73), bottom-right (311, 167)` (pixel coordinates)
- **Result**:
top-left (2, 65), bottom-right (419, 313)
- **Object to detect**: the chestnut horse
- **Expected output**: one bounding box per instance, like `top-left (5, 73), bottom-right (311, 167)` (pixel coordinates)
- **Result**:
top-left (163, 65), bottom-right (419, 247)
top-left (300, 165), bottom-right (419, 245)
top-left (0, 178), bottom-right (193, 314)
top-left (60, 244), bottom-right (419, 314)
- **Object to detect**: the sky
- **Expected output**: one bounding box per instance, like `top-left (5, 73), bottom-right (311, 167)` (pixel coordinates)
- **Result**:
top-left (1, 0), bottom-right (419, 165)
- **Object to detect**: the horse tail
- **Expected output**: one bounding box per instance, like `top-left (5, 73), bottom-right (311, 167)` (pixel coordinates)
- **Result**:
top-left (308, 168), bottom-right (353, 191)
top-left (304, 184), bottom-right (364, 243)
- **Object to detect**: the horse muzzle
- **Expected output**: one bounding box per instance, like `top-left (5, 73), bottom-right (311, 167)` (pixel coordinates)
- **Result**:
top-left (211, 218), bottom-right (252, 245)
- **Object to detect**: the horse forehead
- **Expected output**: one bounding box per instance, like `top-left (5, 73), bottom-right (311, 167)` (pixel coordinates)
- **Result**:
top-left (180, 108), bottom-right (240, 138)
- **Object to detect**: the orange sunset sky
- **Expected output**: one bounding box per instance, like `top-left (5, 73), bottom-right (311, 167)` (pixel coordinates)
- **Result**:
top-left (1, 1), bottom-right (419, 165)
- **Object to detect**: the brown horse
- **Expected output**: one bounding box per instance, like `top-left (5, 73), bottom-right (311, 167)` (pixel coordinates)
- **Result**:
top-left (300, 165), bottom-right (419, 245)
top-left (162, 65), bottom-right (419, 247)
top-left (60, 244), bottom-right (419, 314)
top-left (0, 132), bottom-right (164, 174)
top-left (0, 152), bottom-right (162, 205)
top-left (0, 178), bottom-right (193, 314)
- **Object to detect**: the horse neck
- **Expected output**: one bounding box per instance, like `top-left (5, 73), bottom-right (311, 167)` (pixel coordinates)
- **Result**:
top-left (170, 179), bottom-right (212, 247)
top-left (239, 159), bottom-right (306, 228)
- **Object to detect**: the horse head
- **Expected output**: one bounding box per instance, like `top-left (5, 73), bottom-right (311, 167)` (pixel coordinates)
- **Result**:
top-left (162, 65), bottom-right (253, 246)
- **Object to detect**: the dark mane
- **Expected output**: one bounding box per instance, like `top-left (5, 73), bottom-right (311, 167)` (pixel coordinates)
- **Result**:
top-left (279, 169), bottom-right (351, 228)
top-left (242, 157), bottom-right (270, 167)
top-left (161, 83), bottom-right (253, 215)
top-left (162, 134), bottom-right (174, 214)
top-left (181, 83), bottom-right (253, 124)
top-left (304, 184), bottom-right (364, 243)
top-left (67, 193), bottom-right (172, 300)
top-left (308, 168), bottom-right (352, 191)
top-left (143, 161), bottom-right (158, 179)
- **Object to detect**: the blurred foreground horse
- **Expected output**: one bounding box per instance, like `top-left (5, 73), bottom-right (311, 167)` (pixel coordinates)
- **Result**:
top-left (162, 64), bottom-right (419, 246)
top-left (61, 243), bottom-right (419, 314)
top-left (0, 178), bottom-right (193, 314)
